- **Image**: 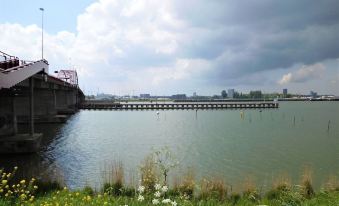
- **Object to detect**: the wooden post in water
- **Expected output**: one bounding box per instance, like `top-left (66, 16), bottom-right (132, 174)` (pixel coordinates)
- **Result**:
top-left (327, 120), bottom-right (331, 132)
top-left (293, 116), bottom-right (295, 126)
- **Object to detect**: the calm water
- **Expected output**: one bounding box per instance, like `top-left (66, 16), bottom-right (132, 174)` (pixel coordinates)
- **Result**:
top-left (1, 102), bottom-right (339, 190)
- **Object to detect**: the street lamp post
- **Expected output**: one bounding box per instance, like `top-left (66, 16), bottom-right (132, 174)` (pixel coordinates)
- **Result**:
top-left (39, 8), bottom-right (44, 59)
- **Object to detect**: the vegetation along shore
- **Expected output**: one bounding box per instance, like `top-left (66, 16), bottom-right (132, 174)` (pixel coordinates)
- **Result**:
top-left (1, 149), bottom-right (339, 206)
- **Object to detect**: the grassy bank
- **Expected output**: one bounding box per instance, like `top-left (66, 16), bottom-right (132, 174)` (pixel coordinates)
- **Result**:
top-left (1, 168), bottom-right (339, 206)
top-left (1, 149), bottom-right (339, 205)
top-left (0, 183), bottom-right (338, 206)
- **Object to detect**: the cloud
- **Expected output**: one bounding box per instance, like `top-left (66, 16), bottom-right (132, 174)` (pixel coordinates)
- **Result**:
top-left (149, 58), bottom-right (212, 85)
top-left (278, 63), bottom-right (326, 84)
top-left (1, 0), bottom-right (339, 94)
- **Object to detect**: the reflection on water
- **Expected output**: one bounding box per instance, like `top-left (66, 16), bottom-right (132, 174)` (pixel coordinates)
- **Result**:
top-left (0, 102), bottom-right (338, 190)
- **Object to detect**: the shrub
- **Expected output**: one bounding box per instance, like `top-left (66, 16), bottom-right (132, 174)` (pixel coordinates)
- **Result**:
top-left (140, 155), bottom-right (159, 192)
top-left (199, 177), bottom-right (227, 201)
top-left (0, 167), bottom-right (38, 203)
top-left (229, 192), bottom-right (241, 205)
top-left (102, 161), bottom-right (127, 196)
top-left (324, 175), bottom-right (339, 192)
top-left (121, 187), bottom-right (135, 197)
top-left (104, 182), bottom-right (122, 196)
top-left (35, 180), bottom-right (63, 195)
top-left (242, 177), bottom-right (259, 202)
top-left (82, 186), bottom-right (94, 196)
top-left (153, 147), bottom-right (179, 184)
top-left (300, 167), bottom-right (314, 199)
top-left (266, 174), bottom-right (292, 200)
top-left (266, 184), bottom-right (291, 200)
top-left (176, 168), bottom-right (195, 199)
top-left (102, 182), bottom-right (111, 193)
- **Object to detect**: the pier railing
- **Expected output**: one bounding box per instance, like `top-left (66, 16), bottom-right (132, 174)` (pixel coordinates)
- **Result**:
top-left (80, 101), bottom-right (279, 110)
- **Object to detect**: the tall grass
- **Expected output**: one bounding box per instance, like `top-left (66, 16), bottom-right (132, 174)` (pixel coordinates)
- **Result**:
top-left (266, 173), bottom-right (292, 200)
top-left (2, 149), bottom-right (339, 205)
top-left (241, 176), bottom-right (259, 202)
top-left (199, 177), bottom-right (227, 201)
top-left (139, 155), bottom-right (159, 191)
top-left (300, 166), bottom-right (315, 199)
top-left (324, 175), bottom-right (339, 192)
top-left (101, 161), bottom-right (135, 197)
top-left (175, 168), bottom-right (195, 198)
top-left (1, 164), bottom-right (339, 206)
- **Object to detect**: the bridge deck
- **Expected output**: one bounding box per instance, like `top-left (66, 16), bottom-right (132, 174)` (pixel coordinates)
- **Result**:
top-left (80, 102), bottom-right (279, 110)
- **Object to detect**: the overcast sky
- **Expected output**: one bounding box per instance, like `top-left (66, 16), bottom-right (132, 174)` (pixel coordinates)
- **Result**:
top-left (1, 0), bottom-right (338, 96)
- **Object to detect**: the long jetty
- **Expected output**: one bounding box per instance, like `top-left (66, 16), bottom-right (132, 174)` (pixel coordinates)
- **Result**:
top-left (80, 101), bottom-right (279, 110)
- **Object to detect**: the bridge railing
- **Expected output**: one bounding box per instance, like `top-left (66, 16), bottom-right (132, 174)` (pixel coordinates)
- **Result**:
top-left (0, 50), bottom-right (17, 60)
top-left (0, 50), bottom-right (40, 71)
top-left (0, 59), bottom-right (49, 89)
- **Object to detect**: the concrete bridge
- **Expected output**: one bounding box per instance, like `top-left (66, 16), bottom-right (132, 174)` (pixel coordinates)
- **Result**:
top-left (0, 51), bottom-right (84, 153)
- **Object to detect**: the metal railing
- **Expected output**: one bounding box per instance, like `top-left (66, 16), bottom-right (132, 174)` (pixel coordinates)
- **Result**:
top-left (0, 50), bottom-right (18, 60)
top-left (0, 50), bottom-right (40, 71)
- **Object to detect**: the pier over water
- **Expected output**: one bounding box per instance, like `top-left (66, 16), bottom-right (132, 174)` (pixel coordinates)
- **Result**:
top-left (80, 101), bottom-right (279, 110)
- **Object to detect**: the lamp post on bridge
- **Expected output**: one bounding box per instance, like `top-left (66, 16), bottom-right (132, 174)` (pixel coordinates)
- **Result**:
top-left (39, 8), bottom-right (44, 59)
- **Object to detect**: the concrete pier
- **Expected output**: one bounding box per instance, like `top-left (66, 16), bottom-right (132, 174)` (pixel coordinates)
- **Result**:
top-left (0, 74), bottom-right (84, 153)
top-left (0, 133), bottom-right (42, 153)
top-left (80, 101), bottom-right (279, 110)
top-left (0, 56), bottom-right (84, 153)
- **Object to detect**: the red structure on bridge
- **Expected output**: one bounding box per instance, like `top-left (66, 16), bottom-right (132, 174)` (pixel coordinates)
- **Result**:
top-left (56, 70), bottom-right (78, 86)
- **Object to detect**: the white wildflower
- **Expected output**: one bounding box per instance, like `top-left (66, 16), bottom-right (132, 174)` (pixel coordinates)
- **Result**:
top-left (171, 201), bottom-right (177, 206)
top-left (155, 183), bottom-right (161, 190)
top-left (162, 198), bottom-right (171, 203)
top-left (161, 185), bottom-right (168, 193)
top-left (154, 191), bottom-right (161, 197)
top-left (137, 195), bottom-right (144, 202)
top-left (152, 199), bottom-right (160, 205)
top-left (138, 185), bottom-right (145, 193)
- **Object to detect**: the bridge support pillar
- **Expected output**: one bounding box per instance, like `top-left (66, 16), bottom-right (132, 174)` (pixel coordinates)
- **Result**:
top-left (12, 96), bottom-right (17, 135)
top-left (53, 89), bottom-right (57, 109)
top-left (29, 77), bottom-right (34, 135)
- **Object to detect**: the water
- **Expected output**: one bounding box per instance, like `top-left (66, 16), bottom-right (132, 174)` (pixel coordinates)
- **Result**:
top-left (1, 102), bottom-right (338, 190)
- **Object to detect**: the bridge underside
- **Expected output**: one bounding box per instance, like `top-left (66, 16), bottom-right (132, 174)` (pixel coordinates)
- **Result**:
top-left (0, 57), bottom-right (85, 153)
top-left (0, 74), bottom-right (84, 153)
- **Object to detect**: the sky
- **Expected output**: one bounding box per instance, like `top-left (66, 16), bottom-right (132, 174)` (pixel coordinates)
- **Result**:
top-left (0, 0), bottom-right (338, 96)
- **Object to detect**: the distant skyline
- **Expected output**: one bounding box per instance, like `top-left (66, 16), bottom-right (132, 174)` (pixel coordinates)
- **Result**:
top-left (0, 0), bottom-right (338, 95)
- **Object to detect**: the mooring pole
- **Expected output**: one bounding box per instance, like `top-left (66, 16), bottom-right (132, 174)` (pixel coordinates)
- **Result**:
top-left (29, 77), bottom-right (34, 135)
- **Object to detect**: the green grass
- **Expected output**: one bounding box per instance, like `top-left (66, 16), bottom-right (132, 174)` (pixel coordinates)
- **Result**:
top-left (2, 154), bottom-right (339, 206)
top-left (1, 187), bottom-right (338, 206)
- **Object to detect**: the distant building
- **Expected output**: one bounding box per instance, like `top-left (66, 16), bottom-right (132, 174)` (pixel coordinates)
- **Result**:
top-left (95, 93), bottom-right (114, 100)
top-left (171, 94), bottom-right (187, 100)
top-left (228, 89), bottom-right (235, 99)
top-left (283, 89), bottom-right (288, 97)
top-left (310, 91), bottom-right (317, 98)
top-left (193, 92), bottom-right (197, 97)
top-left (140, 94), bottom-right (150, 98)
top-left (249, 90), bottom-right (262, 99)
